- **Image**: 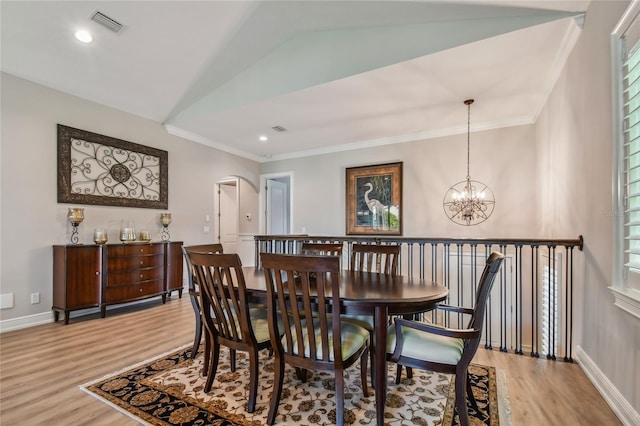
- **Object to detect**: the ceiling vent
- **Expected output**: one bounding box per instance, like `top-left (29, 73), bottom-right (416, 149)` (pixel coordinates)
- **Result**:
top-left (272, 126), bottom-right (287, 132)
top-left (90, 10), bottom-right (124, 33)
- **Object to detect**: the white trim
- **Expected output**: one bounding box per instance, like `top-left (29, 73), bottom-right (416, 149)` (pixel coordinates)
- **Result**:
top-left (0, 292), bottom-right (187, 333)
top-left (165, 118), bottom-right (537, 164)
top-left (0, 311), bottom-right (53, 332)
top-left (164, 124), bottom-right (264, 162)
top-left (610, 286), bottom-right (640, 319)
top-left (610, 0), bottom-right (640, 315)
top-left (575, 346), bottom-right (640, 426)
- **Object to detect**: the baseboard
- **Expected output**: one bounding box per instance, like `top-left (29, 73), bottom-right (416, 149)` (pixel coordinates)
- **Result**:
top-left (0, 285), bottom-right (188, 333)
top-left (0, 311), bottom-right (53, 332)
top-left (575, 345), bottom-right (640, 426)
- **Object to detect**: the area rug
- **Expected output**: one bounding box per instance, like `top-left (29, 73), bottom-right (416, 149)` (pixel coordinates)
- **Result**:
top-left (81, 345), bottom-right (511, 425)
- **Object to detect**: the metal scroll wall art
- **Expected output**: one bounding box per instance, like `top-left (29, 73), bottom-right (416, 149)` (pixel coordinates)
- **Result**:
top-left (57, 124), bottom-right (168, 209)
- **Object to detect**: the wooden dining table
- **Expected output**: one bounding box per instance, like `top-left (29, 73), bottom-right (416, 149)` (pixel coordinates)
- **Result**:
top-left (241, 266), bottom-right (449, 426)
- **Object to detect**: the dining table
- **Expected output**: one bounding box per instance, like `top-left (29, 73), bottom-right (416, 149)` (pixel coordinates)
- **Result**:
top-left (241, 266), bottom-right (449, 426)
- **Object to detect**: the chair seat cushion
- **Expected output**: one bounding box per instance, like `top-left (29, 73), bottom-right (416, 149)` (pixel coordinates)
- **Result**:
top-left (220, 306), bottom-right (281, 344)
top-left (386, 324), bottom-right (464, 365)
top-left (248, 307), bottom-right (272, 343)
top-left (284, 319), bottom-right (369, 361)
top-left (341, 314), bottom-right (374, 331)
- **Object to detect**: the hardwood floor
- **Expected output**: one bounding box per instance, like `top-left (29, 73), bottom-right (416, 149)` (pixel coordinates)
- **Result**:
top-left (0, 296), bottom-right (621, 425)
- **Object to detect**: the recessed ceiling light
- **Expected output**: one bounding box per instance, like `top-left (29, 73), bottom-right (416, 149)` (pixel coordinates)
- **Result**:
top-left (259, 135), bottom-right (268, 142)
top-left (74, 30), bottom-right (93, 43)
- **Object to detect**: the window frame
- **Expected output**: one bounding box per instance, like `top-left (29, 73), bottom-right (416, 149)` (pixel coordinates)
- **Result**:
top-left (611, 0), bottom-right (640, 319)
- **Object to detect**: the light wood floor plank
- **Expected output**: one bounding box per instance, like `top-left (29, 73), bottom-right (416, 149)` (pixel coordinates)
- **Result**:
top-left (0, 296), bottom-right (621, 425)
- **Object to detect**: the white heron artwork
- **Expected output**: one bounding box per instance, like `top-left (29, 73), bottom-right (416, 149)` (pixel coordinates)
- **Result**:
top-left (363, 182), bottom-right (388, 229)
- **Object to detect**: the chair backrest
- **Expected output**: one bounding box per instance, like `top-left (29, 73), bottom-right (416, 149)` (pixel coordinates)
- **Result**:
top-left (468, 251), bottom-right (505, 337)
top-left (185, 250), bottom-right (256, 345)
top-left (300, 242), bottom-right (343, 256)
top-left (182, 244), bottom-right (224, 291)
top-left (350, 243), bottom-right (400, 274)
top-left (261, 253), bottom-right (345, 368)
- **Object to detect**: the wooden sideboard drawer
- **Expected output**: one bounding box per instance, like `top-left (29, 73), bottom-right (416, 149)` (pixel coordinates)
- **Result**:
top-left (107, 253), bottom-right (164, 270)
top-left (105, 280), bottom-right (165, 302)
top-left (107, 267), bottom-right (164, 286)
top-left (108, 243), bottom-right (164, 257)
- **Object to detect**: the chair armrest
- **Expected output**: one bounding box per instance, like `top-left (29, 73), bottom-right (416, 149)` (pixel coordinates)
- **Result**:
top-left (436, 304), bottom-right (474, 315)
top-left (394, 317), bottom-right (480, 340)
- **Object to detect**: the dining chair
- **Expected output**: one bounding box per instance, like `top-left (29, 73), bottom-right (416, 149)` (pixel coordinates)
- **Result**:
top-left (300, 242), bottom-right (343, 256)
top-left (261, 253), bottom-right (370, 426)
top-left (184, 249), bottom-right (273, 413)
top-left (387, 251), bottom-right (505, 426)
top-left (350, 243), bottom-right (399, 274)
top-left (344, 243), bottom-right (401, 384)
top-left (182, 244), bottom-right (224, 362)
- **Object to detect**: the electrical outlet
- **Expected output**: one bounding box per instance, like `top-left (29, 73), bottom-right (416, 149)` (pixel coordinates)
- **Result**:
top-left (31, 293), bottom-right (40, 304)
top-left (0, 293), bottom-right (14, 309)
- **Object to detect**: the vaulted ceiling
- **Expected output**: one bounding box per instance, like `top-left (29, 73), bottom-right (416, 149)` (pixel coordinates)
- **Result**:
top-left (1, 1), bottom-right (589, 162)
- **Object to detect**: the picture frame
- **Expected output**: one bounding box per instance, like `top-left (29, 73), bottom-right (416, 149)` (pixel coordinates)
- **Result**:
top-left (346, 162), bottom-right (402, 235)
top-left (57, 124), bottom-right (168, 209)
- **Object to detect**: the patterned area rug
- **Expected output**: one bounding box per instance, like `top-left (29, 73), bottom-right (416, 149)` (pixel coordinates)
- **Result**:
top-left (81, 345), bottom-right (510, 425)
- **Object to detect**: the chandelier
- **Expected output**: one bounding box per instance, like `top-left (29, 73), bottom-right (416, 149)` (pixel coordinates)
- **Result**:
top-left (443, 99), bottom-right (495, 226)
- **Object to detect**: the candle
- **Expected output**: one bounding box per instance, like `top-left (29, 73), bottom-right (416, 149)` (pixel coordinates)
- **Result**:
top-left (93, 228), bottom-right (108, 244)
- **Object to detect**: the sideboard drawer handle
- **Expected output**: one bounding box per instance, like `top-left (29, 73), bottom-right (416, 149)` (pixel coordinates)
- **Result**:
top-left (140, 274), bottom-right (143, 278)
top-left (139, 288), bottom-right (143, 292)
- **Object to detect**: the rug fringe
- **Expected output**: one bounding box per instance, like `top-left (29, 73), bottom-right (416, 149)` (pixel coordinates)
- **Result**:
top-left (497, 369), bottom-right (513, 426)
top-left (79, 385), bottom-right (154, 426)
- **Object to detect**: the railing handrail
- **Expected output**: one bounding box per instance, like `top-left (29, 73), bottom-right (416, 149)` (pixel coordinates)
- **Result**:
top-left (254, 235), bottom-right (583, 250)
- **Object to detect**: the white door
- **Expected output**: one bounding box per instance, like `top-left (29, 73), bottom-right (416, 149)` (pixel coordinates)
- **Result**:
top-left (219, 182), bottom-right (238, 253)
top-left (266, 178), bottom-right (289, 235)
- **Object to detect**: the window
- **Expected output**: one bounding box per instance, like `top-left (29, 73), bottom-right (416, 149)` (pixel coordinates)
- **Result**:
top-left (612, 0), bottom-right (640, 319)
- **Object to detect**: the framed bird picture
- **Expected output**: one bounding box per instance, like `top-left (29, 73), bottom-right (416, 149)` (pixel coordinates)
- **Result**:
top-left (346, 162), bottom-right (402, 235)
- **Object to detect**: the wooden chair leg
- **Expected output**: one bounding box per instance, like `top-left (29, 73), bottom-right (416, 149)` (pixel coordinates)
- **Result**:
top-left (465, 372), bottom-right (478, 411)
top-left (395, 365), bottom-right (403, 384)
top-left (295, 367), bottom-right (309, 382)
top-left (335, 369), bottom-right (345, 426)
top-left (202, 331), bottom-right (211, 376)
top-left (454, 372), bottom-right (469, 426)
top-left (360, 348), bottom-right (369, 397)
top-left (230, 349), bottom-right (237, 372)
top-left (267, 356), bottom-right (285, 425)
top-left (204, 341), bottom-right (220, 393)
top-left (191, 313), bottom-right (202, 359)
top-left (369, 330), bottom-right (376, 388)
top-left (247, 349), bottom-right (259, 413)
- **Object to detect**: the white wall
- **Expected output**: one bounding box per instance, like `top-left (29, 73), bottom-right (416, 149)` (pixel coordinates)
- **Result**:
top-left (0, 72), bottom-right (260, 322)
top-left (261, 124), bottom-right (539, 239)
top-left (536, 0), bottom-right (639, 417)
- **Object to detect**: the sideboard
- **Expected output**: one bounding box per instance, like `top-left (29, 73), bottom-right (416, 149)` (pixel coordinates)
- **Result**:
top-left (52, 241), bottom-right (183, 324)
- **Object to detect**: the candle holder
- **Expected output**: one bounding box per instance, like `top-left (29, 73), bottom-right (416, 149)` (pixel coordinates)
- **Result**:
top-left (67, 208), bottom-right (84, 244)
top-left (120, 220), bottom-right (136, 243)
top-left (160, 213), bottom-right (172, 241)
top-left (93, 228), bottom-right (108, 244)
